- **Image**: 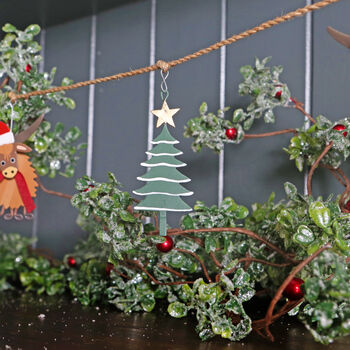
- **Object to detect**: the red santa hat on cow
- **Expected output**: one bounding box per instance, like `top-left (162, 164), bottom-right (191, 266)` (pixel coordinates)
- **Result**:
top-left (0, 121), bottom-right (15, 146)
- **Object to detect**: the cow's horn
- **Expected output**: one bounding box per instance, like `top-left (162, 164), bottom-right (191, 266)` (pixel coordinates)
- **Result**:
top-left (15, 114), bottom-right (45, 143)
top-left (327, 26), bottom-right (350, 49)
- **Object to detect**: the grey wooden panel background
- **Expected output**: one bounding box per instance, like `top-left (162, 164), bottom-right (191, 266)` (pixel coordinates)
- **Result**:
top-left (37, 17), bottom-right (90, 254)
top-left (1, 0), bottom-right (348, 257)
top-left (93, 1), bottom-right (150, 191)
top-left (155, 0), bottom-right (221, 227)
top-left (224, 0), bottom-right (306, 207)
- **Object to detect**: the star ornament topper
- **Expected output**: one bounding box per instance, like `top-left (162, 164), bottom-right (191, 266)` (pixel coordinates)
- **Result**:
top-left (152, 101), bottom-right (180, 128)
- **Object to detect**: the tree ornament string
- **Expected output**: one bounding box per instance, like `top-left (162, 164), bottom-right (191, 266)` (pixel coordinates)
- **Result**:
top-left (160, 70), bottom-right (169, 102)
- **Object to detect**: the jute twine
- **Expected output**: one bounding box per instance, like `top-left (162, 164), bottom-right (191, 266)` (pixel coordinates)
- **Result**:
top-left (7, 0), bottom-right (341, 103)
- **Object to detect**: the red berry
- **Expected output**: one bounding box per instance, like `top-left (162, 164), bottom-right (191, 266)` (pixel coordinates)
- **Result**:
top-left (274, 91), bottom-right (282, 100)
top-left (344, 200), bottom-right (350, 212)
top-left (67, 256), bottom-right (76, 267)
top-left (25, 64), bottom-right (32, 73)
top-left (225, 128), bottom-right (237, 140)
top-left (156, 236), bottom-right (174, 253)
top-left (333, 124), bottom-right (348, 137)
top-left (83, 184), bottom-right (95, 192)
top-left (106, 262), bottom-right (114, 276)
top-left (283, 277), bottom-right (304, 300)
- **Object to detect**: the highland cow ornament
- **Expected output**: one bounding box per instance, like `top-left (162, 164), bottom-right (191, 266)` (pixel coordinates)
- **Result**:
top-left (0, 116), bottom-right (43, 220)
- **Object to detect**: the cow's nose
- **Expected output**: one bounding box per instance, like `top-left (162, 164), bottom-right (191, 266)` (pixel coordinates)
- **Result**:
top-left (2, 166), bottom-right (18, 179)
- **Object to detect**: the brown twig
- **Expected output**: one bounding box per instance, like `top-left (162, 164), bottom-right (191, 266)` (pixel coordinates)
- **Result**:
top-left (158, 264), bottom-right (187, 279)
top-left (319, 165), bottom-right (350, 211)
top-left (307, 142), bottom-right (333, 196)
top-left (37, 178), bottom-right (73, 200)
top-left (127, 259), bottom-right (194, 285)
top-left (0, 76), bottom-right (9, 89)
top-left (337, 168), bottom-right (350, 189)
top-left (7, 0), bottom-right (340, 103)
top-left (210, 251), bottom-right (222, 269)
top-left (174, 248), bottom-right (212, 283)
top-left (221, 257), bottom-right (293, 280)
top-left (337, 168), bottom-right (350, 210)
top-left (16, 80), bottom-right (22, 93)
top-left (252, 299), bottom-right (303, 331)
top-left (187, 236), bottom-right (205, 247)
top-left (320, 164), bottom-right (347, 187)
top-left (243, 252), bottom-right (252, 271)
top-left (254, 289), bottom-right (270, 297)
top-left (244, 129), bottom-right (297, 139)
top-left (112, 268), bottom-right (131, 280)
top-left (153, 213), bottom-right (159, 231)
top-left (332, 169), bottom-right (346, 187)
top-left (167, 227), bottom-right (297, 263)
top-left (263, 243), bottom-right (331, 341)
top-left (292, 98), bottom-right (316, 124)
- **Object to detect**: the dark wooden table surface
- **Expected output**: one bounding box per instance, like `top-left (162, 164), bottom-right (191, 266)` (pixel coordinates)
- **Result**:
top-left (0, 292), bottom-right (349, 350)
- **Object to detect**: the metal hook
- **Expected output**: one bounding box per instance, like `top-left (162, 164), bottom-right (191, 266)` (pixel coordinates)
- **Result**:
top-left (160, 70), bottom-right (169, 101)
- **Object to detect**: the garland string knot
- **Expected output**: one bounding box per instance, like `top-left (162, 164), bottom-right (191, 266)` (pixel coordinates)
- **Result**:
top-left (8, 91), bottom-right (18, 104)
top-left (156, 60), bottom-right (170, 73)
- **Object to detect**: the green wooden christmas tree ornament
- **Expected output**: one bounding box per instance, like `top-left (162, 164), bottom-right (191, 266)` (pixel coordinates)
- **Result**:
top-left (133, 101), bottom-right (193, 236)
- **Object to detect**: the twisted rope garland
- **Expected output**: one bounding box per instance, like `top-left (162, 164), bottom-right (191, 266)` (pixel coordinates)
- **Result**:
top-left (8, 0), bottom-right (341, 103)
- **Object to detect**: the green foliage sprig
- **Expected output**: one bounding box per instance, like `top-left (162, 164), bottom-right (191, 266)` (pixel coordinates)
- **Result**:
top-left (71, 172), bottom-right (156, 260)
top-left (2, 174), bottom-right (350, 344)
top-left (299, 251), bottom-right (350, 344)
top-left (184, 57), bottom-right (350, 178)
top-left (184, 57), bottom-right (290, 153)
top-left (168, 274), bottom-right (254, 341)
top-left (0, 233), bottom-right (65, 295)
top-left (0, 23), bottom-right (86, 178)
top-left (247, 182), bottom-right (350, 258)
top-left (69, 171), bottom-right (350, 343)
top-left (285, 116), bottom-right (350, 172)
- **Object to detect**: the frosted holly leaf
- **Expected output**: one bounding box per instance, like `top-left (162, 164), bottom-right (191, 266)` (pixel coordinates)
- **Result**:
top-left (49, 160), bottom-right (61, 170)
